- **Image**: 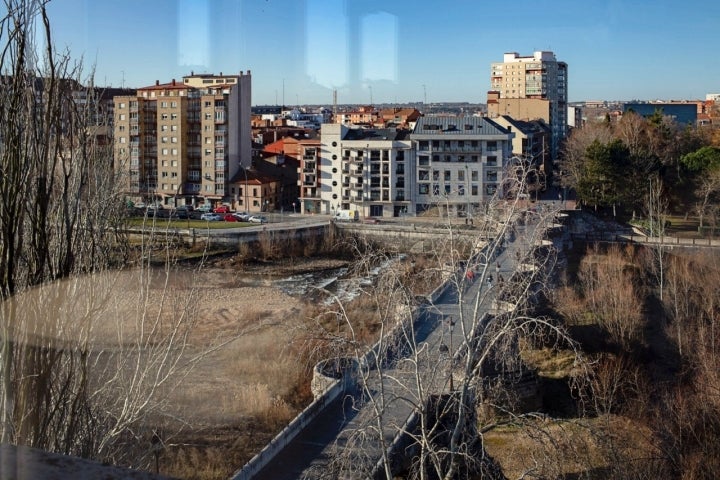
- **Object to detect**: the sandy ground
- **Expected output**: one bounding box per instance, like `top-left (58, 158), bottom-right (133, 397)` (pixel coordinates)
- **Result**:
top-left (2, 256), bottom-right (347, 430)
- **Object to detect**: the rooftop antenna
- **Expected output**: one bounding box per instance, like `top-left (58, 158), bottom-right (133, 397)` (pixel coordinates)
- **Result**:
top-left (333, 89), bottom-right (337, 119)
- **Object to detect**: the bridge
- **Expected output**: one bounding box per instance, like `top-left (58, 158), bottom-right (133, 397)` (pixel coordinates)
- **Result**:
top-left (232, 208), bottom-right (567, 479)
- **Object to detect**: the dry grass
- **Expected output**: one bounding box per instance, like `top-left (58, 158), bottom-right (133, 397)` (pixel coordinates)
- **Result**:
top-left (484, 415), bottom-right (656, 480)
top-left (521, 346), bottom-right (583, 379)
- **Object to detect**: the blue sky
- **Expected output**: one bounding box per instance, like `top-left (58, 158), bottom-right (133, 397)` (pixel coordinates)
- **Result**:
top-left (41, 0), bottom-right (720, 105)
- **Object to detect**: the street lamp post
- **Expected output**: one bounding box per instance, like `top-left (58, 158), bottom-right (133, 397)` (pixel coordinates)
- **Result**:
top-left (446, 315), bottom-right (454, 391)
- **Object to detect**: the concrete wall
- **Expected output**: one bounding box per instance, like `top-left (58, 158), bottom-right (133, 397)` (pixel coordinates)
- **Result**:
top-left (231, 378), bottom-right (344, 480)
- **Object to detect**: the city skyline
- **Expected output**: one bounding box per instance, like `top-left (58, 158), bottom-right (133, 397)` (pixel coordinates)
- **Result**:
top-left (41, 0), bottom-right (720, 105)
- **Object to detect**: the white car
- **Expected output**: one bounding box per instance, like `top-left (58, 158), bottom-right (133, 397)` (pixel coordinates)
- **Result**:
top-left (248, 215), bottom-right (267, 224)
top-left (200, 213), bottom-right (222, 221)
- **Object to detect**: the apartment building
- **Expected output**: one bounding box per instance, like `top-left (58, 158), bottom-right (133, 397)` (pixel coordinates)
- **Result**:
top-left (410, 116), bottom-right (514, 217)
top-left (114, 71), bottom-right (251, 207)
top-left (487, 51), bottom-right (567, 161)
top-left (491, 116), bottom-right (551, 196)
top-left (320, 124), bottom-right (414, 217)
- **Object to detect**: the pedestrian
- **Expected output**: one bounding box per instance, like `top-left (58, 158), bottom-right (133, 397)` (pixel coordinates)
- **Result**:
top-left (466, 269), bottom-right (475, 283)
top-left (496, 262), bottom-right (501, 274)
top-left (487, 274), bottom-right (493, 286)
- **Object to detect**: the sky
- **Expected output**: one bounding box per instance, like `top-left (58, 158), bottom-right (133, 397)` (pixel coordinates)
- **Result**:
top-left (33, 0), bottom-right (720, 105)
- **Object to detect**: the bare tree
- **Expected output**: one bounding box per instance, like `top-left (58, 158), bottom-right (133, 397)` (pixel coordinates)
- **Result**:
top-left (0, 2), bottom-right (238, 471)
top-left (303, 164), bottom-right (586, 479)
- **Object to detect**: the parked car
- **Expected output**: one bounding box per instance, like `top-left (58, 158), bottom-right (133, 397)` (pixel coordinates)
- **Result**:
top-left (223, 213), bottom-right (238, 222)
top-left (248, 215), bottom-right (267, 224)
top-left (214, 205), bottom-right (230, 214)
top-left (176, 205), bottom-right (194, 212)
top-left (196, 204), bottom-right (213, 213)
top-left (232, 212), bottom-right (250, 222)
top-left (200, 213), bottom-right (222, 221)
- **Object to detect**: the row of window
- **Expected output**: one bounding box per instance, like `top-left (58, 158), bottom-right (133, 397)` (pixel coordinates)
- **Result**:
top-left (418, 169), bottom-right (498, 182)
top-left (418, 184), bottom-right (497, 196)
top-left (417, 140), bottom-right (498, 150)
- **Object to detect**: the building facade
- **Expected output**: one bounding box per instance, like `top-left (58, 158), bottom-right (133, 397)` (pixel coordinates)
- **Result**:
top-left (316, 117), bottom-right (514, 219)
top-left (319, 124), bottom-right (414, 217)
top-left (114, 71), bottom-right (251, 207)
top-left (487, 51), bottom-right (567, 161)
top-left (410, 116), bottom-right (514, 217)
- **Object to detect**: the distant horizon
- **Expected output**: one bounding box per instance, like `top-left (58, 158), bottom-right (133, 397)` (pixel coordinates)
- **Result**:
top-left (31, 0), bottom-right (720, 105)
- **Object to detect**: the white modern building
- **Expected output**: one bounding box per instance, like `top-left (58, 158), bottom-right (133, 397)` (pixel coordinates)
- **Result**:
top-left (320, 124), bottom-right (414, 217)
top-left (410, 116), bottom-right (514, 217)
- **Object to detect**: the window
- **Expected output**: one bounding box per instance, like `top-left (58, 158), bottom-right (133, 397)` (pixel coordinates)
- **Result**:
top-left (458, 185), bottom-right (465, 195)
top-left (119, 114), bottom-right (126, 121)
top-left (487, 156), bottom-right (497, 166)
top-left (118, 102), bottom-right (126, 108)
top-left (444, 170), bottom-right (451, 181)
top-left (458, 170), bottom-right (465, 181)
top-left (171, 113), bottom-right (178, 120)
top-left (419, 155), bottom-right (429, 166)
top-left (486, 184), bottom-right (497, 195)
top-left (161, 125), bottom-right (168, 131)
top-left (487, 141), bottom-right (497, 150)
top-left (161, 113), bottom-right (168, 120)
top-left (433, 170), bottom-right (439, 181)
top-left (171, 172), bottom-right (178, 178)
top-left (171, 160), bottom-right (178, 167)
top-left (171, 137), bottom-right (177, 143)
top-left (471, 185), bottom-right (478, 195)
top-left (205, 137), bottom-right (212, 144)
top-left (160, 101), bottom-right (168, 108)
top-left (205, 113), bottom-right (212, 120)
top-left (471, 170), bottom-right (479, 181)
top-left (204, 149), bottom-right (212, 156)
top-left (171, 101), bottom-right (177, 108)
top-left (444, 184), bottom-right (451, 194)
top-left (419, 184), bottom-right (429, 195)
top-left (162, 148), bottom-right (169, 155)
top-left (161, 171), bottom-right (168, 178)
top-left (118, 125), bottom-right (125, 131)
top-left (119, 137), bottom-right (126, 144)
top-left (171, 125), bottom-right (178, 131)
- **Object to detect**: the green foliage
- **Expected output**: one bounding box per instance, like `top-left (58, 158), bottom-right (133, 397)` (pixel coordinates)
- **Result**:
top-left (680, 146), bottom-right (720, 173)
top-left (576, 139), bottom-right (631, 208)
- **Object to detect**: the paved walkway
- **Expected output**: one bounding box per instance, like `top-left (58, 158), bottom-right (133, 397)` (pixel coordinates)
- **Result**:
top-left (251, 208), bottom-right (559, 479)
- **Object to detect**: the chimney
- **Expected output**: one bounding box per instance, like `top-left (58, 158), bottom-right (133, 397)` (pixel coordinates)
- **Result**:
top-left (155, 80), bottom-right (159, 86)
top-left (172, 79), bottom-right (176, 86)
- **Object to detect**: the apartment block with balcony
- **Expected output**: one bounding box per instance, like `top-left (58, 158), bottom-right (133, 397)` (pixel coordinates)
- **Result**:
top-left (410, 116), bottom-right (514, 217)
top-left (113, 71), bottom-right (251, 207)
top-left (319, 123), bottom-right (414, 218)
top-left (487, 50), bottom-right (567, 161)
